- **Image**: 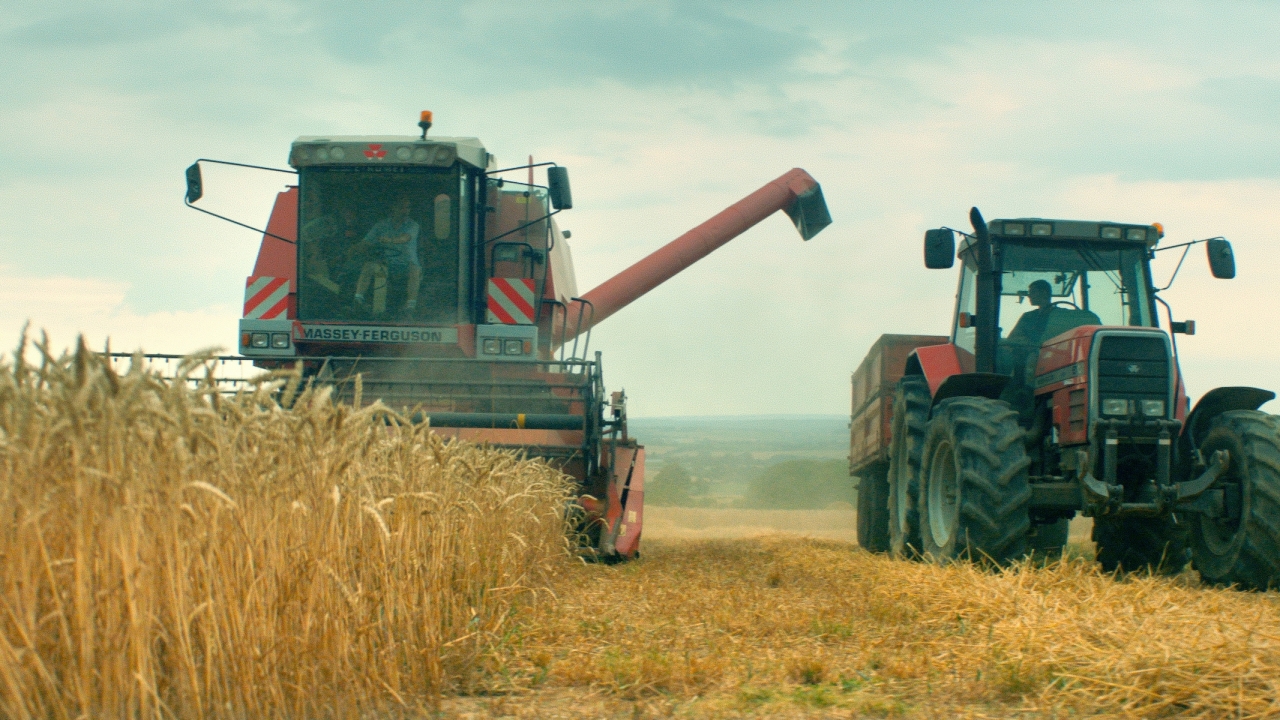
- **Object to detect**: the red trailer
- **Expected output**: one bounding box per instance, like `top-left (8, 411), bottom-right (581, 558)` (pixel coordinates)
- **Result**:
top-left (849, 334), bottom-right (947, 551)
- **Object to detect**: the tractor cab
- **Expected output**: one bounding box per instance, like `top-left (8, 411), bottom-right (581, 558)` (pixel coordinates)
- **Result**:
top-left (947, 219), bottom-right (1165, 417)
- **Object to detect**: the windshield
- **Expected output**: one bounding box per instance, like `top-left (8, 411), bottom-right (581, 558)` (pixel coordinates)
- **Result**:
top-left (953, 241), bottom-right (1155, 354)
top-left (296, 166), bottom-right (466, 324)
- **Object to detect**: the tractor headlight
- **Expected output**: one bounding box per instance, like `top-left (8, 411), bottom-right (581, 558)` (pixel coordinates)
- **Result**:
top-left (1102, 398), bottom-right (1130, 416)
top-left (503, 339), bottom-right (523, 355)
top-left (250, 332), bottom-right (269, 349)
top-left (1101, 226), bottom-right (1122, 239)
top-left (271, 333), bottom-right (290, 349)
top-left (1141, 399), bottom-right (1166, 417)
top-left (482, 338), bottom-right (501, 355)
top-left (1031, 223), bottom-right (1053, 236)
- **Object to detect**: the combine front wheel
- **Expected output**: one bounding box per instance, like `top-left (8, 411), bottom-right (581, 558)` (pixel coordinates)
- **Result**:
top-left (1189, 410), bottom-right (1280, 590)
top-left (888, 376), bottom-right (930, 558)
top-left (919, 397), bottom-right (1032, 565)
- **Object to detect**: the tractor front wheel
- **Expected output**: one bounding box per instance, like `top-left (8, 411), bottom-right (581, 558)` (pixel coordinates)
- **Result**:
top-left (1189, 410), bottom-right (1280, 590)
top-left (888, 376), bottom-right (930, 559)
top-left (919, 396), bottom-right (1032, 565)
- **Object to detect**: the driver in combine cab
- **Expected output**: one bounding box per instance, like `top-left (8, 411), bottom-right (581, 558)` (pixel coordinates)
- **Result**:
top-left (354, 195), bottom-right (422, 316)
top-left (1007, 279), bottom-right (1055, 346)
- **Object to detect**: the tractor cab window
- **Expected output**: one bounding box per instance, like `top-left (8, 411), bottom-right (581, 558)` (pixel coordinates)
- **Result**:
top-left (953, 242), bottom-right (1155, 356)
top-left (997, 243), bottom-right (1154, 343)
top-left (297, 166), bottom-right (465, 323)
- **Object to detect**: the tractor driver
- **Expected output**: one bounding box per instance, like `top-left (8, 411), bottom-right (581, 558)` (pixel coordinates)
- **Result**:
top-left (354, 195), bottom-right (422, 316)
top-left (1006, 279), bottom-right (1056, 347)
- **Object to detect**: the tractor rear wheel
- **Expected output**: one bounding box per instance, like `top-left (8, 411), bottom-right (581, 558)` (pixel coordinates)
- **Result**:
top-left (1189, 410), bottom-right (1280, 590)
top-left (856, 463), bottom-right (890, 553)
top-left (919, 396), bottom-right (1032, 565)
top-left (888, 375), bottom-right (930, 558)
top-left (1093, 516), bottom-right (1189, 575)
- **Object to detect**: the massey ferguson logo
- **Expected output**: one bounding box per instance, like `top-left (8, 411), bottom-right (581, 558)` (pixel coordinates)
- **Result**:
top-left (1127, 363), bottom-right (1141, 374)
top-left (364, 143), bottom-right (387, 160)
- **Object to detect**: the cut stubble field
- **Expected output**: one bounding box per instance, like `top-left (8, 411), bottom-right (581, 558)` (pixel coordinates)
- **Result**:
top-left (449, 508), bottom-right (1280, 719)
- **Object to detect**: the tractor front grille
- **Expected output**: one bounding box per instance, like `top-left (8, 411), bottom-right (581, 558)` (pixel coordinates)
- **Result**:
top-left (1094, 333), bottom-right (1171, 417)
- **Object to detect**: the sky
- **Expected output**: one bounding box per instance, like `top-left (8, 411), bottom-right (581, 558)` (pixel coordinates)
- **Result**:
top-left (2, 0), bottom-right (1279, 416)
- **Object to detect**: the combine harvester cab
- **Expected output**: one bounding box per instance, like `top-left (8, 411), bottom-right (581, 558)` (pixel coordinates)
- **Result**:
top-left (184, 111), bottom-right (832, 561)
top-left (851, 207), bottom-right (1280, 589)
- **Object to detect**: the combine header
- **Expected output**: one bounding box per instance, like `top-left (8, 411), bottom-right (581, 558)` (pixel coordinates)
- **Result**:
top-left (182, 111), bottom-right (831, 561)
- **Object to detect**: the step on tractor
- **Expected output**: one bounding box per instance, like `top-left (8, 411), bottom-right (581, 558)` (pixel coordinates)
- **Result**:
top-left (177, 111), bottom-right (832, 561)
top-left (850, 208), bottom-right (1280, 589)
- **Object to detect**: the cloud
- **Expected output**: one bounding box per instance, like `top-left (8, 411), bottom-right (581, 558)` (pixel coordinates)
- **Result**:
top-left (2, 1), bottom-right (1280, 415)
top-left (0, 265), bottom-right (239, 356)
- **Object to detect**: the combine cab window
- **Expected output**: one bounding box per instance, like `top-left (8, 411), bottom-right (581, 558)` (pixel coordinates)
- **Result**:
top-left (297, 166), bottom-right (464, 323)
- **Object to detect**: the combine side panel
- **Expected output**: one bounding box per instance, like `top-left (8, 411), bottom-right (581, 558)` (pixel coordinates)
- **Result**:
top-left (601, 444), bottom-right (644, 559)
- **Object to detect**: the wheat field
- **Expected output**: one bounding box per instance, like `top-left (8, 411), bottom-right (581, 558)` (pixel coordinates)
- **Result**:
top-left (0, 334), bottom-right (575, 718)
top-left (7, 338), bottom-right (1280, 719)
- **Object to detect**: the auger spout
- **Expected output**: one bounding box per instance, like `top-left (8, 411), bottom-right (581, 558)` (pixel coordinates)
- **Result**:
top-left (567, 168), bottom-right (830, 338)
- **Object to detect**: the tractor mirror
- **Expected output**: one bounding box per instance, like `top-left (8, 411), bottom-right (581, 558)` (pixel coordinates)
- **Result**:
top-left (924, 228), bottom-right (955, 269)
top-left (1171, 320), bottom-right (1196, 335)
top-left (184, 163), bottom-right (203, 204)
top-left (1206, 238), bottom-right (1235, 279)
top-left (547, 166), bottom-right (573, 210)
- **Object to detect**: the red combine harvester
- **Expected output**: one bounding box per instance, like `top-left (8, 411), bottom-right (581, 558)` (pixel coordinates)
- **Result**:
top-left (180, 111), bottom-right (831, 561)
top-left (851, 208), bottom-right (1280, 589)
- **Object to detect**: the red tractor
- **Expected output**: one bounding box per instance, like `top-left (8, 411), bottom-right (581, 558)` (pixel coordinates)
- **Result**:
top-left (180, 111), bottom-right (831, 561)
top-left (851, 208), bottom-right (1280, 589)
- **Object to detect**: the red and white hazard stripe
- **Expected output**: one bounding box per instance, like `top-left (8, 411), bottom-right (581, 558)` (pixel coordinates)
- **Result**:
top-left (486, 278), bottom-right (536, 325)
top-left (243, 276), bottom-right (290, 319)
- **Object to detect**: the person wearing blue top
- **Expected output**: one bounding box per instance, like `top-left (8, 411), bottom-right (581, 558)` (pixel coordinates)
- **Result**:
top-left (353, 195), bottom-right (422, 315)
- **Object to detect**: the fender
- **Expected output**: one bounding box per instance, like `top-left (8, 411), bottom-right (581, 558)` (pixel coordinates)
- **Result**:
top-left (907, 343), bottom-right (972, 396)
top-left (931, 372), bottom-right (1011, 410)
top-left (1183, 386), bottom-right (1276, 449)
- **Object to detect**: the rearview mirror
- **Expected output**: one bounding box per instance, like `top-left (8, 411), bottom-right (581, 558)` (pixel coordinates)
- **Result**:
top-left (924, 228), bottom-right (955, 269)
top-left (1206, 238), bottom-right (1235, 279)
top-left (547, 166), bottom-right (572, 210)
top-left (184, 163), bottom-right (203, 204)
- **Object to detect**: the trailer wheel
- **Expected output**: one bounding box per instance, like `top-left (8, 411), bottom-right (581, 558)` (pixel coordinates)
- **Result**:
top-left (919, 396), bottom-right (1032, 565)
top-left (1093, 516), bottom-right (1189, 575)
top-left (856, 463), bottom-right (891, 553)
top-left (1189, 410), bottom-right (1280, 590)
top-left (888, 376), bottom-right (930, 558)
top-left (1028, 517), bottom-right (1071, 559)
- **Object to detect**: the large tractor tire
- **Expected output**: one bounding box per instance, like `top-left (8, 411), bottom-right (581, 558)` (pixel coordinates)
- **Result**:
top-left (919, 396), bottom-right (1032, 565)
top-left (1028, 517), bottom-right (1071, 559)
top-left (1189, 410), bottom-right (1280, 590)
top-left (887, 375), bottom-right (930, 558)
top-left (1093, 516), bottom-right (1189, 575)
top-left (856, 463), bottom-right (891, 553)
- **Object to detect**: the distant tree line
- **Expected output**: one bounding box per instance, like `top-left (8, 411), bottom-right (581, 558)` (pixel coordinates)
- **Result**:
top-left (646, 458), bottom-right (856, 509)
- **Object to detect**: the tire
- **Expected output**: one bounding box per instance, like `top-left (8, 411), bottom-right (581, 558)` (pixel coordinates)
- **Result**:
top-left (1189, 410), bottom-right (1280, 590)
top-left (919, 396), bottom-right (1032, 565)
top-left (1093, 516), bottom-right (1189, 575)
top-left (1028, 517), bottom-right (1071, 559)
top-left (856, 463), bottom-right (890, 553)
top-left (888, 376), bottom-right (930, 558)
